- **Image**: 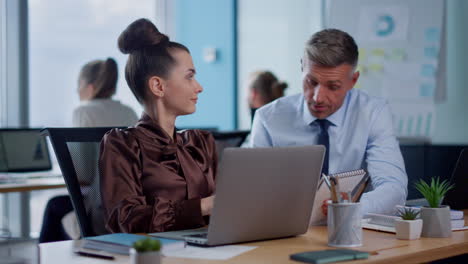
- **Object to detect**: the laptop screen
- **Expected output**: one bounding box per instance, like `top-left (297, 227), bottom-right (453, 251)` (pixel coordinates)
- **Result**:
top-left (0, 129), bottom-right (52, 172)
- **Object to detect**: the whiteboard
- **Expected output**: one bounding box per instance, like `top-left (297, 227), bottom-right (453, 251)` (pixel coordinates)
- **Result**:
top-left (325, 0), bottom-right (446, 138)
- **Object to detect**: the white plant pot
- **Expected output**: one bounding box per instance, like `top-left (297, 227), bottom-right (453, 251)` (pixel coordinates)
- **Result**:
top-left (420, 206), bottom-right (452, 238)
top-left (130, 248), bottom-right (161, 264)
top-left (395, 219), bottom-right (423, 240)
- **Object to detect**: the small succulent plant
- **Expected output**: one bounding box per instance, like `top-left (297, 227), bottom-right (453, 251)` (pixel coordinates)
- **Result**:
top-left (132, 238), bottom-right (161, 253)
top-left (397, 207), bottom-right (420, 220)
top-left (414, 177), bottom-right (454, 208)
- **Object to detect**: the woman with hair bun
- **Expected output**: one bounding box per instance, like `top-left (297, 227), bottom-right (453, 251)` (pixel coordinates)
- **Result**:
top-left (99, 18), bottom-right (216, 233)
top-left (73, 57), bottom-right (138, 127)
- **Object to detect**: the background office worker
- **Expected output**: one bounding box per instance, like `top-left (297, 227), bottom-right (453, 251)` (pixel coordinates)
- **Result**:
top-left (250, 29), bottom-right (407, 215)
top-left (73, 57), bottom-right (138, 127)
top-left (247, 70), bottom-right (288, 123)
top-left (39, 58), bottom-right (138, 243)
top-left (99, 18), bottom-right (216, 233)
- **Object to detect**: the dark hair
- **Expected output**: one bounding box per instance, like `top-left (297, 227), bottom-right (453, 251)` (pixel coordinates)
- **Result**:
top-left (79, 58), bottom-right (118, 99)
top-left (118, 18), bottom-right (189, 104)
top-left (250, 71), bottom-right (288, 104)
top-left (304, 28), bottom-right (358, 67)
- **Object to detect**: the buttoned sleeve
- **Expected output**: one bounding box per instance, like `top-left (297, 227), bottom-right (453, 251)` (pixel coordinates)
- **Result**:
top-left (99, 129), bottom-right (205, 233)
top-left (360, 102), bottom-right (408, 215)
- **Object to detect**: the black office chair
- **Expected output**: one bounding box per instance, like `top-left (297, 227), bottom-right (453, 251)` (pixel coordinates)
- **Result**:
top-left (211, 130), bottom-right (250, 161)
top-left (42, 127), bottom-right (122, 238)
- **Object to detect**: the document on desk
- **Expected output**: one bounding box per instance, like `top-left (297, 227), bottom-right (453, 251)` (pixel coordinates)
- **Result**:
top-left (163, 245), bottom-right (257, 260)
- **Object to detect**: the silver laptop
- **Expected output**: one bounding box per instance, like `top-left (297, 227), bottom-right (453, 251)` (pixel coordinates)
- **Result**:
top-left (181, 145), bottom-right (324, 246)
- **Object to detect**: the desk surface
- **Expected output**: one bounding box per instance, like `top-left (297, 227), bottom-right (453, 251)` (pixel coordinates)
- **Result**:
top-left (0, 177), bottom-right (65, 193)
top-left (40, 212), bottom-right (468, 264)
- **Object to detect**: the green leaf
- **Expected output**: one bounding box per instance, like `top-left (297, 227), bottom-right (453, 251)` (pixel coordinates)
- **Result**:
top-left (414, 177), bottom-right (454, 208)
top-left (397, 207), bottom-right (420, 220)
top-left (132, 238), bottom-right (161, 253)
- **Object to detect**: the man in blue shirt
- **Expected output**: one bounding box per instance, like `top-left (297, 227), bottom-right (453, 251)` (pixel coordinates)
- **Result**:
top-left (250, 29), bottom-right (407, 215)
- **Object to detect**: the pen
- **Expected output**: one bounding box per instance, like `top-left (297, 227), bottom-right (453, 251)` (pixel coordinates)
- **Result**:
top-left (323, 174), bottom-right (331, 189)
top-left (74, 249), bottom-right (115, 260)
top-left (334, 176), bottom-right (342, 203)
top-left (329, 176), bottom-right (339, 203)
top-left (347, 191), bottom-right (352, 203)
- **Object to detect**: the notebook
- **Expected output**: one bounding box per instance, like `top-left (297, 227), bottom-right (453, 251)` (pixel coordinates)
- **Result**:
top-left (362, 210), bottom-right (468, 232)
top-left (82, 233), bottom-right (185, 255)
top-left (290, 249), bottom-right (369, 264)
top-left (396, 205), bottom-right (464, 220)
top-left (309, 169), bottom-right (369, 226)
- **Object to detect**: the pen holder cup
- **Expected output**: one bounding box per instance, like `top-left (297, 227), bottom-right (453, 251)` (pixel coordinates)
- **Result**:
top-left (327, 202), bottom-right (362, 247)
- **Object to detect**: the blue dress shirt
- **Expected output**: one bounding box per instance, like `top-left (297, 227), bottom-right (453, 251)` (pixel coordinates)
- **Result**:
top-left (250, 89), bottom-right (408, 215)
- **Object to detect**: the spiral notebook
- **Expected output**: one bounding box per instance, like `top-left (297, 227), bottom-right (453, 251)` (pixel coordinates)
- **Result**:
top-left (309, 169), bottom-right (369, 226)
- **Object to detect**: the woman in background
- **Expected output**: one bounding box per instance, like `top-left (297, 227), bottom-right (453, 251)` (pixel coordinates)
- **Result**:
top-left (73, 57), bottom-right (138, 127)
top-left (247, 70), bottom-right (288, 123)
top-left (242, 71), bottom-right (288, 147)
top-left (99, 18), bottom-right (216, 233)
top-left (39, 58), bottom-right (138, 243)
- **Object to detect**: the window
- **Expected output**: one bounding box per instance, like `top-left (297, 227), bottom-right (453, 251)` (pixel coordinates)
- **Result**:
top-left (28, 0), bottom-right (156, 237)
top-left (29, 0), bottom-right (157, 127)
top-left (0, 0), bottom-right (6, 126)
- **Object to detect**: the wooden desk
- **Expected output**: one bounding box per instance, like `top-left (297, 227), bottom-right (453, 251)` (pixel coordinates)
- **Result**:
top-left (0, 177), bottom-right (65, 193)
top-left (40, 213), bottom-right (468, 264)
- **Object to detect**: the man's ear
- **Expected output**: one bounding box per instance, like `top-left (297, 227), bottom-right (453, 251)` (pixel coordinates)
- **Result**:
top-left (351, 71), bottom-right (360, 87)
top-left (148, 76), bottom-right (165, 98)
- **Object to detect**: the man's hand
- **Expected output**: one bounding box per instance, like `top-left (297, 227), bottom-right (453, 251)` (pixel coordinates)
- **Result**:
top-left (321, 192), bottom-right (350, 216)
top-left (201, 195), bottom-right (215, 216)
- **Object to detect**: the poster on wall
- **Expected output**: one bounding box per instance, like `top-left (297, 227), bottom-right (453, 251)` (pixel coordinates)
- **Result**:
top-left (328, 0), bottom-right (445, 138)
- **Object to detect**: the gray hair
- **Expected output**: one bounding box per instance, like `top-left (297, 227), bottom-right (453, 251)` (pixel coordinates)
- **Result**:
top-left (304, 28), bottom-right (358, 67)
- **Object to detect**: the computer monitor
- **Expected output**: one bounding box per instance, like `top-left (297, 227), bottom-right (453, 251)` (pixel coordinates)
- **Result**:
top-left (445, 148), bottom-right (468, 210)
top-left (401, 144), bottom-right (468, 199)
top-left (0, 129), bottom-right (52, 172)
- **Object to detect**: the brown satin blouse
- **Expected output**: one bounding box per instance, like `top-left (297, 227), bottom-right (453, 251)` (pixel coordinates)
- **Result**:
top-left (99, 113), bottom-right (217, 233)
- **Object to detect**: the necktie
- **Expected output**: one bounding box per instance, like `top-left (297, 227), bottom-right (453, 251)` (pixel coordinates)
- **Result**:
top-left (316, 119), bottom-right (329, 175)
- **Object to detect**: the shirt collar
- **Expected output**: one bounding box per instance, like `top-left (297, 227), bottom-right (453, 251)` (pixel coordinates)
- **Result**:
top-left (301, 91), bottom-right (350, 127)
top-left (135, 113), bottom-right (181, 145)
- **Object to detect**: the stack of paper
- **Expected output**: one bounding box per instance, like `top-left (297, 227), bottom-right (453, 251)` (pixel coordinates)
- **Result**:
top-left (396, 205), bottom-right (466, 229)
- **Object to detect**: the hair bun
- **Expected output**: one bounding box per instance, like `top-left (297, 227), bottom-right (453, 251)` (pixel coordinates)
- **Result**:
top-left (105, 57), bottom-right (118, 69)
top-left (118, 18), bottom-right (169, 54)
top-left (273, 81), bottom-right (288, 91)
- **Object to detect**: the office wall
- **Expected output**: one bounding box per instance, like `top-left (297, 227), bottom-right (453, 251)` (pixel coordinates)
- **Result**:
top-left (237, 0), bottom-right (323, 130)
top-left (433, 0), bottom-right (468, 144)
top-left (173, 0), bottom-right (236, 130)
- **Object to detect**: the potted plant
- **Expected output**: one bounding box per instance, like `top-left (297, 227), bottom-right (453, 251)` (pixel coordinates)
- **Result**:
top-left (395, 207), bottom-right (422, 240)
top-left (414, 177), bottom-right (454, 238)
top-left (130, 238), bottom-right (162, 264)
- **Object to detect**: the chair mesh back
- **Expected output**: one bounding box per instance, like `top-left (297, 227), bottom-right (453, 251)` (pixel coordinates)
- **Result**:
top-left (212, 131), bottom-right (250, 161)
top-left (66, 142), bottom-right (107, 235)
top-left (43, 127), bottom-right (121, 238)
